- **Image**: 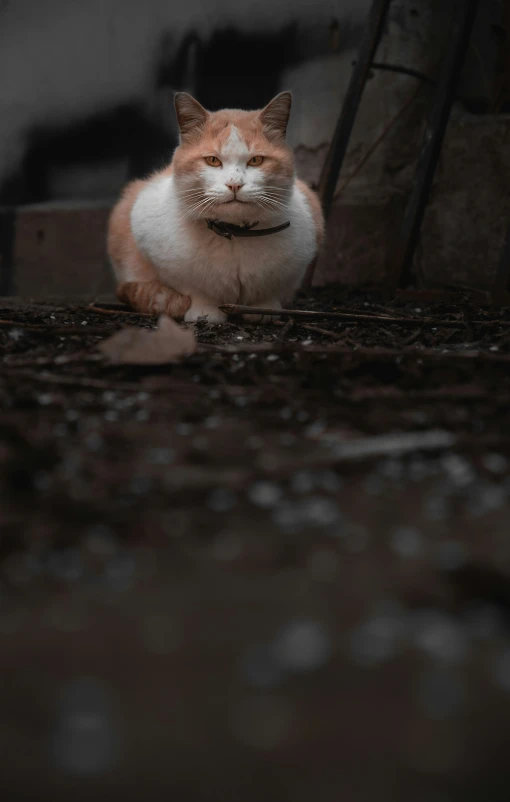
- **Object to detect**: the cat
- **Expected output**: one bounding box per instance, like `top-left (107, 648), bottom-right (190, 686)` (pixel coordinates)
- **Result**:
top-left (107, 91), bottom-right (324, 323)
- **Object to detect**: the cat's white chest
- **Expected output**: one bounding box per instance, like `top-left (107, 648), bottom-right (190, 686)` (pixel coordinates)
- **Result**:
top-left (131, 175), bottom-right (316, 307)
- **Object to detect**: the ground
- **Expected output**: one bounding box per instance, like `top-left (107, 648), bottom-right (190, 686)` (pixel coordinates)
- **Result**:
top-left (1, 286), bottom-right (510, 801)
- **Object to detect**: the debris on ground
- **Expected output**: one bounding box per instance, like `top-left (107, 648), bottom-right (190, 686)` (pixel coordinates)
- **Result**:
top-left (1, 286), bottom-right (510, 801)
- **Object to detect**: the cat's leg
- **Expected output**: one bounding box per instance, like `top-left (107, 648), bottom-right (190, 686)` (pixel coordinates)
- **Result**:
top-left (243, 299), bottom-right (282, 324)
top-left (109, 179), bottom-right (191, 319)
top-left (184, 294), bottom-right (227, 324)
top-left (117, 280), bottom-right (191, 318)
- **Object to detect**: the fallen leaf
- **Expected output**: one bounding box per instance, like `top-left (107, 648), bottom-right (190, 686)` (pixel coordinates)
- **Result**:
top-left (99, 316), bottom-right (197, 365)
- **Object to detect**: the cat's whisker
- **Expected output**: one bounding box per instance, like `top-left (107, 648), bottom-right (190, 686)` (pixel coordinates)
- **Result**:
top-left (180, 195), bottom-right (208, 207)
top-left (264, 195), bottom-right (287, 209)
top-left (256, 199), bottom-right (278, 215)
top-left (178, 192), bottom-right (206, 201)
top-left (185, 197), bottom-right (217, 219)
top-left (187, 196), bottom-right (219, 220)
top-left (185, 201), bottom-right (208, 216)
top-left (201, 199), bottom-right (220, 218)
top-left (259, 191), bottom-right (290, 204)
top-left (256, 198), bottom-right (279, 210)
top-left (262, 189), bottom-right (290, 199)
top-left (257, 195), bottom-right (288, 213)
top-left (179, 193), bottom-right (207, 204)
top-left (261, 190), bottom-right (293, 198)
top-left (178, 186), bottom-right (207, 193)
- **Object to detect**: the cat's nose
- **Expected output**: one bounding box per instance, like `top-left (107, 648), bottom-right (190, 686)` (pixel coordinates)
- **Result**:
top-left (226, 183), bottom-right (243, 193)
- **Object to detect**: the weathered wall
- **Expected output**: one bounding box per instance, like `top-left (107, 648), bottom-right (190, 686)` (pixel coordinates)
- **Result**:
top-left (287, 0), bottom-right (510, 289)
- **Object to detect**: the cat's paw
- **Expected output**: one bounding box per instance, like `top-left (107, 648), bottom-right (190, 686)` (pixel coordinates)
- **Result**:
top-left (117, 280), bottom-right (191, 319)
top-left (184, 303), bottom-right (227, 324)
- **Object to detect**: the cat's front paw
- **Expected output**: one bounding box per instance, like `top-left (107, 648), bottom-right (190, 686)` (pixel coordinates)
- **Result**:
top-left (184, 302), bottom-right (227, 324)
top-left (117, 280), bottom-right (191, 319)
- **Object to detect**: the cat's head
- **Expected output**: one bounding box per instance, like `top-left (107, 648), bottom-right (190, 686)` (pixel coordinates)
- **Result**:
top-left (172, 92), bottom-right (294, 224)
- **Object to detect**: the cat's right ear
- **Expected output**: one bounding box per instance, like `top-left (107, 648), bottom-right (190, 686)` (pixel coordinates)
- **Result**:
top-left (174, 93), bottom-right (208, 143)
top-left (259, 91), bottom-right (292, 142)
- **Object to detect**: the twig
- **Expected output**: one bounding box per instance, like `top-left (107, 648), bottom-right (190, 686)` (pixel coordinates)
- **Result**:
top-left (198, 341), bottom-right (510, 364)
top-left (341, 386), bottom-right (499, 402)
top-left (0, 319), bottom-right (108, 336)
top-left (219, 304), bottom-right (470, 327)
top-left (298, 323), bottom-right (343, 340)
top-left (261, 433), bottom-right (510, 477)
top-left (401, 328), bottom-right (423, 346)
top-left (273, 318), bottom-right (341, 340)
top-left (88, 304), bottom-right (153, 318)
top-left (3, 352), bottom-right (102, 368)
top-left (328, 429), bottom-right (456, 459)
top-left (276, 319), bottom-right (294, 339)
top-left (0, 368), bottom-right (218, 398)
top-left (0, 369), bottom-right (140, 391)
top-left (0, 319), bottom-right (154, 336)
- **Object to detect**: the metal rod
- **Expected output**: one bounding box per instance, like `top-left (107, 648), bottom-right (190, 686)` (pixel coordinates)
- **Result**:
top-left (318, 0), bottom-right (392, 221)
top-left (386, 0), bottom-right (479, 291)
top-left (491, 221), bottom-right (510, 303)
top-left (0, 208), bottom-right (16, 296)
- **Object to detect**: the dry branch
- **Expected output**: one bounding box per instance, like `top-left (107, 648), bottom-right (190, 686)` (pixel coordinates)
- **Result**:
top-left (0, 319), bottom-right (120, 336)
top-left (199, 341), bottom-right (510, 364)
top-left (273, 318), bottom-right (342, 340)
top-left (219, 304), bottom-right (477, 327)
top-left (88, 304), bottom-right (153, 318)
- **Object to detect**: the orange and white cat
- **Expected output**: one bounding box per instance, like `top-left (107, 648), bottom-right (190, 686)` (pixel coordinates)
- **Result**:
top-left (108, 91), bottom-right (324, 323)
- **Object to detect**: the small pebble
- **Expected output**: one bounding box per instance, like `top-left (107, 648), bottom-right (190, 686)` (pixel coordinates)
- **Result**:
top-left (491, 648), bottom-right (510, 691)
top-left (273, 620), bottom-right (331, 673)
top-left (241, 643), bottom-right (283, 688)
top-left (390, 527), bottom-right (424, 558)
top-left (248, 481), bottom-right (282, 508)
top-left (207, 488), bottom-right (237, 512)
top-left (146, 447), bottom-right (175, 465)
top-left (482, 453), bottom-right (509, 475)
top-left (413, 610), bottom-right (468, 664)
top-left (8, 328), bottom-right (24, 340)
top-left (417, 669), bottom-right (465, 719)
top-left (175, 422), bottom-right (193, 436)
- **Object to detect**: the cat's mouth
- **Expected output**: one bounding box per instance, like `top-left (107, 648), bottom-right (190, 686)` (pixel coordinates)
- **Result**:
top-left (223, 198), bottom-right (248, 205)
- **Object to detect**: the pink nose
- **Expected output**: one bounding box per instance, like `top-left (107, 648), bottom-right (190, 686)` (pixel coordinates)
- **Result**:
top-left (226, 183), bottom-right (243, 193)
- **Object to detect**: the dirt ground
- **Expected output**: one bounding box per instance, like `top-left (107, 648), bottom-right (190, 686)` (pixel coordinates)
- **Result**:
top-left (2, 286), bottom-right (510, 802)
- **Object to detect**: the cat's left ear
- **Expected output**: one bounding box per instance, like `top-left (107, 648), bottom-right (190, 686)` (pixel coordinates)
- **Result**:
top-left (260, 91), bottom-right (292, 142)
top-left (174, 92), bottom-right (209, 143)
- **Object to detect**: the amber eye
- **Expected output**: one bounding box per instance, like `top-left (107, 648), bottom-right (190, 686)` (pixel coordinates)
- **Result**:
top-left (248, 155), bottom-right (264, 167)
top-left (205, 156), bottom-right (221, 167)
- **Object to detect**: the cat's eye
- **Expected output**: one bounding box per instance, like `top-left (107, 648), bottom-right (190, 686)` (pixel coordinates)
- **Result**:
top-left (205, 156), bottom-right (222, 167)
top-left (248, 155), bottom-right (264, 167)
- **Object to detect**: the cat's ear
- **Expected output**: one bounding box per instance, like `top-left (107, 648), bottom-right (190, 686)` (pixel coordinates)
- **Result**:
top-left (174, 92), bottom-right (208, 143)
top-left (259, 91), bottom-right (292, 142)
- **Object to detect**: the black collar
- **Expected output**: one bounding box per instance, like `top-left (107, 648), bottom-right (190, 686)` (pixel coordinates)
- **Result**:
top-left (206, 218), bottom-right (290, 240)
